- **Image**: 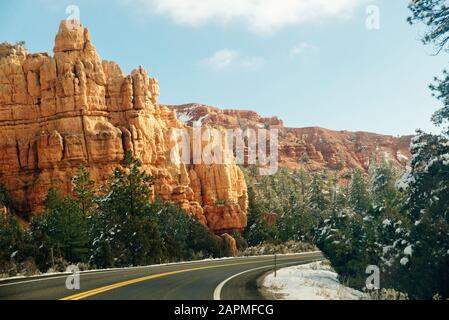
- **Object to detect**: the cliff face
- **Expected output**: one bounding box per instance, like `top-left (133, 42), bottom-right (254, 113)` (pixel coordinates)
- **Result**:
top-left (0, 21), bottom-right (247, 233)
top-left (166, 104), bottom-right (412, 175)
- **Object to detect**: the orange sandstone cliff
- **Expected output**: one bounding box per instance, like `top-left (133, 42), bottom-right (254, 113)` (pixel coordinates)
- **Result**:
top-left (0, 21), bottom-right (248, 234)
top-left (166, 104), bottom-right (412, 175)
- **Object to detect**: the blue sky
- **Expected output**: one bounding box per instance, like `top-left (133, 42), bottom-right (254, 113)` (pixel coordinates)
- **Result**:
top-left (0, 0), bottom-right (447, 136)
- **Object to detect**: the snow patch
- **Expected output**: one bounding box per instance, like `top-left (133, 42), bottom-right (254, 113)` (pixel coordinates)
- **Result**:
top-left (396, 151), bottom-right (409, 162)
top-left (404, 245), bottom-right (413, 256)
top-left (263, 261), bottom-right (367, 300)
top-left (10, 251), bottom-right (18, 259)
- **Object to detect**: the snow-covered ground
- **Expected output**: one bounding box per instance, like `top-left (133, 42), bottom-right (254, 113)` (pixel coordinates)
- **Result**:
top-left (262, 261), bottom-right (367, 300)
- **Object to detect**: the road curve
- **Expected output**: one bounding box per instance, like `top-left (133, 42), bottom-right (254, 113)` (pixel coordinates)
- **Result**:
top-left (0, 252), bottom-right (323, 300)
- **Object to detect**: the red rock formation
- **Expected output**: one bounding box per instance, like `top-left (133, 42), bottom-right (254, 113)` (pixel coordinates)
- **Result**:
top-left (221, 233), bottom-right (238, 257)
top-left (0, 21), bottom-right (247, 233)
top-left (166, 103), bottom-right (412, 175)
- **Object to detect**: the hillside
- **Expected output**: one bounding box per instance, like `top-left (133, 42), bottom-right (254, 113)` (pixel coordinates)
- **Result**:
top-left (166, 103), bottom-right (412, 176)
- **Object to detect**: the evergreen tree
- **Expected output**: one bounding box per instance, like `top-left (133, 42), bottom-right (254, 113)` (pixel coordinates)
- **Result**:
top-left (152, 199), bottom-right (224, 261)
top-left (348, 169), bottom-right (371, 215)
top-left (408, 0), bottom-right (449, 52)
top-left (370, 158), bottom-right (402, 212)
top-left (72, 165), bottom-right (96, 216)
top-left (0, 184), bottom-right (8, 208)
top-left (0, 213), bottom-right (31, 272)
top-left (90, 152), bottom-right (162, 267)
top-left (243, 186), bottom-right (277, 246)
top-left (316, 207), bottom-right (374, 289)
top-left (409, 1), bottom-right (449, 133)
top-left (186, 214), bottom-right (227, 258)
top-left (309, 173), bottom-right (330, 217)
top-left (395, 132), bottom-right (449, 298)
top-left (30, 187), bottom-right (89, 270)
top-left (390, 2), bottom-right (449, 298)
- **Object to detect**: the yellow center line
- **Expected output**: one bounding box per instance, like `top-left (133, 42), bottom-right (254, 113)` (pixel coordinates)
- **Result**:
top-left (60, 255), bottom-right (316, 300)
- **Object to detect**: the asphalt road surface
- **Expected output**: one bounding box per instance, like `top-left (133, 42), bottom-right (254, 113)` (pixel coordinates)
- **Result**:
top-left (0, 252), bottom-right (323, 300)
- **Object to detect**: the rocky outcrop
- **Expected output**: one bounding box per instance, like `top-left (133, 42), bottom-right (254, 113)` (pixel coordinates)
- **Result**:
top-left (166, 104), bottom-right (412, 176)
top-left (0, 21), bottom-right (247, 233)
top-left (221, 233), bottom-right (238, 257)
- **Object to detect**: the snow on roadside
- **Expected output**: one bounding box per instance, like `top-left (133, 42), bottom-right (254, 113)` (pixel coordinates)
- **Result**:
top-left (263, 261), bottom-right (367, 300)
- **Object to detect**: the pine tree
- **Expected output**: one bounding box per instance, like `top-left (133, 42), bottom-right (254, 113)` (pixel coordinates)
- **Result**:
top-left (409, 1), bottom-right (449, 133)
top-left (31, 187), bottom-right (89, 269)
top-left (408, 0), bottom-right (449, 52)
top-left (243, 186), bottom-right (277, 246)
top-left (309, 173), bottom-right (330, 216)
top-left (396, 132), bottom-right (449, 298)
top-left (348, 169), bottom-right (371, 215)
top-left (370, 158), bottom-right (402, 213)
top-left (386, 3), bottom-right (449, 297)
top-left (0, 213), bottom-right (32, 273)
top-left (0, 184), bottom-right (8, 208)
top-left (90, 152), bottom-right (162, 267)
top-left (72, 165), bottom-right (96, 216)
top-left (151, 199), bottom-right (222, 261)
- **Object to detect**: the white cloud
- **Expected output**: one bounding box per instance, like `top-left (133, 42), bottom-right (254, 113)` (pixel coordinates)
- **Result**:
top-left (131, 0), bottom-right (367, 34)
top-left (202, 49), bottom-right (264, 70)
top-left (203, 49), bottom-right (239, 69)
top-left (290, 42), bottom-right (319, 57)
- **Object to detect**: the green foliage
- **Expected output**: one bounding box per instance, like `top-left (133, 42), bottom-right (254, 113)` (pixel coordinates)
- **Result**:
top-left (335, 151), bottom-right (346, 171)
top-left (152, 199), bottom-right (224, 262)
top-left (309, 173), bottom-right (330, 214)
top-left (348, 169), bottom-right (371, 214)
top-left (408, 0), bottom-right (449, 52)
top-left (89, 152), bottom-right (227, 268)
top-left (316, 159), bottom-right (408, 293)
top-left (370, 158), bottom-right (403, 212)
top-left (1, 152), bottom-right (228, 274)
top-left (401, 2), bottom-right (449, 298)
top-left (0, 214), bottom-right (31, 266)
top-left (30, 188), bottom-right (89, 270)
top-left (242, 167), bottom-right (327, 245)
top-left (314, 2), bottom-right (449, 298)
top-left (0, 184), bottom-right (7, 207)
top-left (72, 165), bottom-right (96, 216)
top-left (409, 0), bottom-right (449, 133)
top-left (90, 154), bottom-right (161, 267)
top-left (318, 212), bottom-right (374, 288)
top-left (299, 152), bottom-right (310, 164)
top-left (394, 132), bottom-right (449, 298)
top-left (99, 152), bottom-right (155, 219)
top-left (243, 185), bottom-right (278, 246)
top-left (232, 231), bottom-right (248, 251)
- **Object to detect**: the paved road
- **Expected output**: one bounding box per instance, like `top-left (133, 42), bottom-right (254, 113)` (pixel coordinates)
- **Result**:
top-left (0, 252), bottom-right (323, 300)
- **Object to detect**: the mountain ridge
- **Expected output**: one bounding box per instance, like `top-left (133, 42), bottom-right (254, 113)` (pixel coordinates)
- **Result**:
top-left (165, 103), bottom-right (412, 175)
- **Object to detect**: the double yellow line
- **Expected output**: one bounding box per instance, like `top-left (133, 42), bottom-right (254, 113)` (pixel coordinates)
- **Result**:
top-left (61, 259), bottom-right (268, 300)
top-left (61, 265), bottom-right (212, 300)
top-left (61, 254), bottom-right (319, 300)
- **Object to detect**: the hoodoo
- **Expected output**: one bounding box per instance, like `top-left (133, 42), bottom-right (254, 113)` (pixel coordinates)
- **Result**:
top-left (0, 20), bottom-right (248, 233)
